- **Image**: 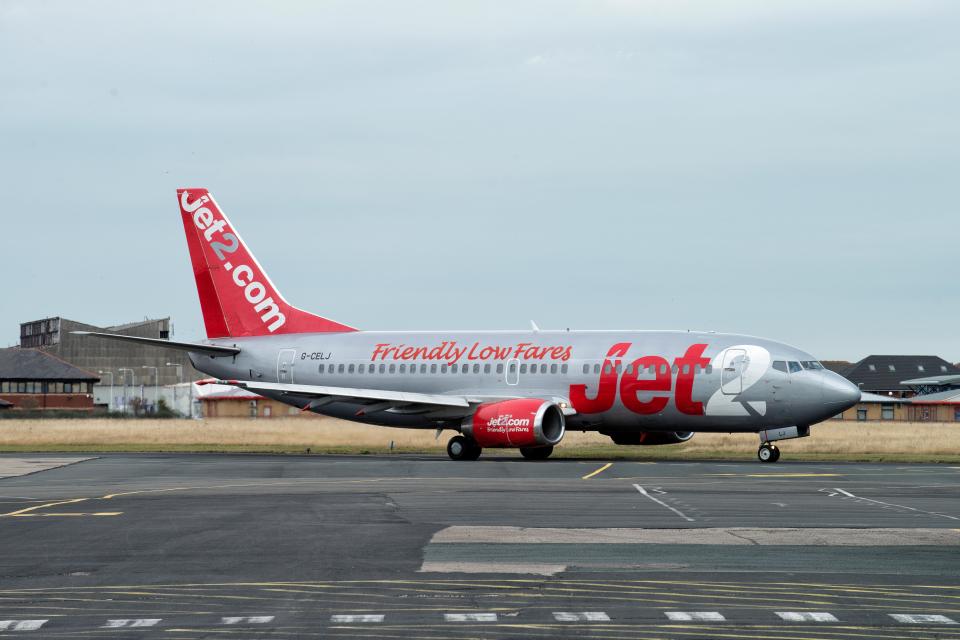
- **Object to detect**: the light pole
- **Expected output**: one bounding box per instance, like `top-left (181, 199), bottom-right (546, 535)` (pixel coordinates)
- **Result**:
top-left (118, 368), bottom-right (135, 415)
top-left (142, 366), bottom-right (158, 413)
top-left (166, 363), bottom-right (183, 416)
top-left (98, 370), bottom-right (114, 412)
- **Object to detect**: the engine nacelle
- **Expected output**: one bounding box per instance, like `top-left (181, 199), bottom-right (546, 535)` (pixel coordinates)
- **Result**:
top-left (462, 399), bottom-right (565, 448)
top-left (604, 431), bottom-right (695, 446)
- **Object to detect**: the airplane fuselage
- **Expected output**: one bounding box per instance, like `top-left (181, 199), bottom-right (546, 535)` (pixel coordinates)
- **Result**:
top-left (192, 329), bottom-right (857, 434)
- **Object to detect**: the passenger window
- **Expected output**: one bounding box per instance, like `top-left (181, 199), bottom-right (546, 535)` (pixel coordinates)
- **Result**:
top-left (338, 364), bottom-right (345, 374)
top-left (788, 361), bottom-right (802, 373)
top-left (594, 364), bottom-right (600, 374)
top-left (682, 364), bottom-right (690, 375)
top-left (497, 364), bottom-right (504, 374)
top-left (603, 362), bottom-right (613, 375)
top-left (399, 364), bottom-right (406, 373)
top-left (582, 363), bottom-right (589, 374)
top-left (441, 364), bottom-right (448, 373)
top-left (472, 364), bottom-right (479, 374)
top-left (349, 364), bottom-right (355, 374)
top-left (431, 364), bottom-right (437, 374)
top-left (379, 364), bottom-right (385, 373)
top-left (508, 363), bottom-right (516, 373)
top-left (561, 364), bottom-right (568, 374)
top-left (368, 364), bottom-right (374, 373)
top-left (462, 365), bottom-right (469, 374)
top-left (420, 364), bottom-right (427, 373)
top-left (389, 364), bottom-right (396, 374)
top-left (772, 361), bottom-right (787, 373)
top-left (706, 364), bottom-right (713, 374)
top-left (520, 364), bottom-right (527, 374)
top-left (484, 364), bottom-right (491, 374)
top-left (318, 364), bottom-right (325, 373)
top-left (550, 364), bottom-right (557, 374)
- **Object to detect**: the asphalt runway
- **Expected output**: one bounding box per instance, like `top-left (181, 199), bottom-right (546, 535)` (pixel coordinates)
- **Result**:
top-left (0, 453), bottom-right (958, 639)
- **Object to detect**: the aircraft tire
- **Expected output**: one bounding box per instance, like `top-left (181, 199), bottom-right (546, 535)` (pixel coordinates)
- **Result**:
top-left (520, 445), bottom-right (554, 460)
top-left (447, 435), bottom-right (470, 461)
top-left (758, 443), bottom-right (776, 463)
top-left (465, 440), bottom-right (483, 461)
top-left (770, 445), bottom-right (781, 462)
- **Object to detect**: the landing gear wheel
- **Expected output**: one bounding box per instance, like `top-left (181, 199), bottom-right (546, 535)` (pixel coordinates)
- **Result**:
top-left (465, 440), bottom-right (483, 461)
top-left (447, 435), bottom-right (482, 461)
top-left (520, 445), bottom-right (554, 460)
top-left (447, 435), bottom-right (468, 460)
top-left (758, 443), bottom-right (779, 463)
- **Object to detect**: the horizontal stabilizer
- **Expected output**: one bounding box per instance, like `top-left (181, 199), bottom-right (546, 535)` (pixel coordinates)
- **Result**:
top-left (72, 332), bottom-right (240, 356)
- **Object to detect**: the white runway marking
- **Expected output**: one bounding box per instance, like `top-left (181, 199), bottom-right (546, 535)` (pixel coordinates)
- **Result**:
top-left (444, 613), bottom-right (498, 622)
top-left (553, 612), bottom-right (610, 621)
top-left (331, 614), bottom-right (385, 623)
top-left (102, 619), bottom-right (161, 628)
top-left (822, 487), bottom-right (960, 521)
top-left (633, 485), bottom-right (695, 522)
top-left (776, 612), bottom-right (838, 622)
top-left (665, 611), bottom-right (725, 621)
top-left (220, 616), bottom-right (274, 624)
top-left (890, 614), bottom-right (956, 624)
top-left (0, 620), bottom-right (47, 631)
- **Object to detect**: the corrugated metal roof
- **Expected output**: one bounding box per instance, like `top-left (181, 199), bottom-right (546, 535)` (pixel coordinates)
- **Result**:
top-left (859, 391), bottom-right (910, 403)
top-left (842, 355), bottom-right (960, 392)
top-left (0, 348), bottom-right (99, 381)
top-left (900, 374), bottom-right (960, 386)
top-left (910, 389), bottom-right (960, 404)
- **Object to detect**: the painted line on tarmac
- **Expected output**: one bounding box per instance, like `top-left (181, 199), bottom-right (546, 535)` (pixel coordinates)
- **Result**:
top-left (633, 485), bottom-right (695, 522)
top-left (822, 487), bottom-right (960, 521)
top-left (582, 463), bottom-right (612, 480)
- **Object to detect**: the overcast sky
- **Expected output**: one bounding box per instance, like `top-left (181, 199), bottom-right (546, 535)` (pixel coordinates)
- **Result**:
top-left (1, 1), bottom-right (957, 361)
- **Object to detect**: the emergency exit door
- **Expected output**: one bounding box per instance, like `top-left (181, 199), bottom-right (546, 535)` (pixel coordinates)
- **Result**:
top-left (277, 349), bottom-right (296, 384)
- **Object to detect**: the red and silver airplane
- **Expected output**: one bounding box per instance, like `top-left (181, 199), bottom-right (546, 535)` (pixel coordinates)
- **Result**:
top-left (79, 188), bottom-right (861, 463)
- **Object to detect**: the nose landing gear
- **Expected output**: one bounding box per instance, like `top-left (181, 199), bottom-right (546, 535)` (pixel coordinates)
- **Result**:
top-left (758, 442), bottom-right (781, 463)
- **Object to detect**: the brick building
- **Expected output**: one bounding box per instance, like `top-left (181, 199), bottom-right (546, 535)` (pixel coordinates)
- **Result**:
top-left (0, 348), bottom-right (100, 411)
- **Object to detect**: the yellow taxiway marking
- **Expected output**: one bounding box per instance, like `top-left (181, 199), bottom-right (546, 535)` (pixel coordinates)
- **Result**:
top-left (581, 463), bottom-right (613, 480)
top-left (0, 497), bottom-right (121, 518)
top-left (0, 497), bottom-right (88, 516)
top-left (707, 473), bottom-right (842, 478)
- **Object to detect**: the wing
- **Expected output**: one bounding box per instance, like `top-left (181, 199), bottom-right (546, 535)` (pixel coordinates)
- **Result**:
top-left (203, 379), bottom-right (575, 420)
top-left (206, 379), bottom-right (473, 418)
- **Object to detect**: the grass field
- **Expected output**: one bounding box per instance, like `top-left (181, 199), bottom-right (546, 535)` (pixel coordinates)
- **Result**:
top-left (0, 417), bottom-right (957, 462)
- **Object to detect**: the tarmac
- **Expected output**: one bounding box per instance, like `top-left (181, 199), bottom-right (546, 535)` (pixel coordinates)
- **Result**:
top-left (0, 453), bottom-right (958, 638)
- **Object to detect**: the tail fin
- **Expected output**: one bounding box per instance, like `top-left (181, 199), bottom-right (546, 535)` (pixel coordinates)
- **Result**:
top-left (177, 188), bottom-right (357, 338)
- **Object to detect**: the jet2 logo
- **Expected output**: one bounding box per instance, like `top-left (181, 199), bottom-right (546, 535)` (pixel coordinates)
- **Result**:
top-left (571, 343), bottom-right (710, 415)
top-left (181, 191), bottom-right (287, 332)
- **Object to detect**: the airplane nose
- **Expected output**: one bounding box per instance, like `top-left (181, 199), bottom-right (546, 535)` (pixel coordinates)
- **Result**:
top-left (823, 372), bottom-right (861, 410)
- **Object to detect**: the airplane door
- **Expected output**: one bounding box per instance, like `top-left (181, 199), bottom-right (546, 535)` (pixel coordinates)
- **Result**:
top-left (721, 349), bottom-right (747, 395)
top-left (505, 358), bottom-right (520, 386)
top-left (277, 349), bottom-right (296, 384)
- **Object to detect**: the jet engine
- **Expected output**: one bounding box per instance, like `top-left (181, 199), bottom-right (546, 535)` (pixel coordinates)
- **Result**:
top-left (604, 431), bottom-right (695, 446)
top-left (462, 399), bottom-right (565, 448)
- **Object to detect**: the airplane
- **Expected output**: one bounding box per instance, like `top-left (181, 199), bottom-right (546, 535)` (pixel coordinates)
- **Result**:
top-left (77, 188), bottom-right (861, 463)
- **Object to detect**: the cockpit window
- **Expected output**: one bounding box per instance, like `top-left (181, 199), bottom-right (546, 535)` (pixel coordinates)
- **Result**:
top-left (772, 361), bottom-right (788, 373)
top-left (788, 361), bottom-right (803, 373)
top-left (800, 361), bottom-right (824, 370)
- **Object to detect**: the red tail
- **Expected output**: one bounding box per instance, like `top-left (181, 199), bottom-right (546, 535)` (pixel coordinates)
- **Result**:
top-left (177, 188), bottom-right (357, 338)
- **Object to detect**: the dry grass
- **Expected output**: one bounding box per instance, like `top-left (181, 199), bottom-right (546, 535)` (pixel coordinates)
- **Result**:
top-left (0, 418), bottom-right (957, 461)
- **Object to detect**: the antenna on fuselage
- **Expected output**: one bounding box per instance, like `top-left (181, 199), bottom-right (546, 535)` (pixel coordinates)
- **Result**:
top-left (530, 320), bottom-right (541, 332)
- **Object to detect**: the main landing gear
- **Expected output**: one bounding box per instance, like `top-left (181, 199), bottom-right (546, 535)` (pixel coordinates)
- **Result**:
top-left (758, 442), bottom-right (781, 463)
top-left (447, 435), bottom-right (482, 461)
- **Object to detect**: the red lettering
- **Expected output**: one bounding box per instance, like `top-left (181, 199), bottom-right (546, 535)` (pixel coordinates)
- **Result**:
top-left (673, 343), bottom-right (710, 415)
top-left (619, 356), bottom-right (670, 414)
top-left (569, 342), bottom-right (631, 414)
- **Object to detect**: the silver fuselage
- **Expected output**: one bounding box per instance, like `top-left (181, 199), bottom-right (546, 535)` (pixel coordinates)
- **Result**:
top-left (191, 329), bottom-right (860, 434)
